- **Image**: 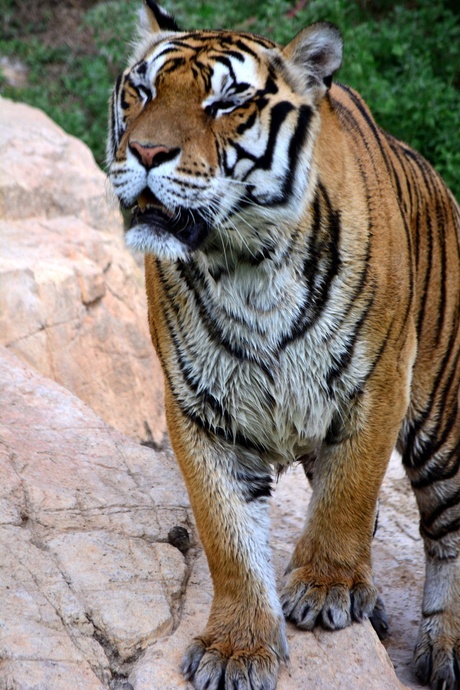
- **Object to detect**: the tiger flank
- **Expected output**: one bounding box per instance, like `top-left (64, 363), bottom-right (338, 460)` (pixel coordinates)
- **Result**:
top-left (107, 1), bottom-right (460, 688)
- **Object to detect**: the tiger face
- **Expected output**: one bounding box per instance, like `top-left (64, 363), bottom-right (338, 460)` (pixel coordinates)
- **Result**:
top-left (107, 15), bottom-right (341, 261)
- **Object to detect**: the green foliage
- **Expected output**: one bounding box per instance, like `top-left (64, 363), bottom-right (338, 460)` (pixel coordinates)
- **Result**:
top-left (1, 0), bottom-right (459, 199)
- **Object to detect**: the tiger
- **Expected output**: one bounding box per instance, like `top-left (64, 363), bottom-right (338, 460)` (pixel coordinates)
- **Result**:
top-left (106, 1), bottom-right (460, 689)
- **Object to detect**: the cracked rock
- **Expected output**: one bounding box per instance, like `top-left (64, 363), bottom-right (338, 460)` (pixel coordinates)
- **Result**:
top-left (0, 347), bottom-right (191, 689)
top-left (47, 531), bottom-right (186, 660)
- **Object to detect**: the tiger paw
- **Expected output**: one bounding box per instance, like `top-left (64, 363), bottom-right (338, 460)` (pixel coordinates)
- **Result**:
top-left (181, 637), bottom-right (285, 690)
top-left (414, 613), bottom-right (460, 690)
top-left (280, 566), bottom-right (377, 631)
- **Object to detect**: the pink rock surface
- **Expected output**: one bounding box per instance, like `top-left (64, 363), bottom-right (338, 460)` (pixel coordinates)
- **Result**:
top-left (0, 347), bottom-right (189, 689)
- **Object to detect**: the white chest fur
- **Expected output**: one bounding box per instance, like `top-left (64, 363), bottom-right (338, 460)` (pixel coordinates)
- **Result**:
top-left (158, 246), bottom-right (367, 465)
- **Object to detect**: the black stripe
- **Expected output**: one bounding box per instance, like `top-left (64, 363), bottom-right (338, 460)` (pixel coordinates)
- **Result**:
top-left (410, 152), bottom-right (450, 349)
top-left (386, 134), bottom-right (414, 214)
top-left (433, 184), bottom-right (449, 348)
top-left (248, 243), bottom-right (276, 265)
top-left (382, 135), bottom-right (405, 212)
top-left (162, 57), bottom-right (187, 73)
top-left (341, 97), bottom-right (415, 349)
top-left (155, 298), bottom-right (270, 455)
top-left (332, 94), bottom-right (381, 183)
top-left (186, 405), bottom-right (269, 453)
top-left (212, 55), bottom-right (237, 81)
top-left (402, 151), bottom-right (424, 273)
top-left (233, 39), bottom-right (260, 59)
top-left (112, 73), bottom-right (126, 149)
top-left (420, 515), bottom-right (460, 542)
top-left (246, 100), bottom-right (295, 172)
top-left (407, 403), bottom-right (459, 477)
top-left (212, 49), bottom-right (246, 63)
top-left (422, 486), bottom-right (460, 529)
top-left (263, 75), bottom-right (279, 95)
top-left (326, 295), bottom-right (375, 392)
top-left (236, 110), bottom-right (257, 136)
top-left (403, 316), bottom-right (460, 471)
top-left (281, 105), bottom-right (312, 202)
top-left (110, 93), bottom-right (118, 157)
top-left (235, 470), bottom-right (273, 502)
top-left (171, 261), bottom-right (275, 380)
top-left (152, 45), bottom-right (181, 61)
top-left (336, 81), bottom-right (415, 326)
top-left (114, 73), bottom-right (122, 98)
top-left (409, 441), bottom-right (460, 490)
top-left (135, 60), bottom-right (147, 76)
top-left (337, 85), bottom-right (397, 183)
top-left (422, 608), bottom-right (446, 617)
top-left (160, 364), bottom-right (269, 454)
top-left (233, 33), bottom-right (274, 50)
top-left (279, 182), bottom-right (341, 348)
top-left (363, 322), bottom-right (394, 382)
top-left (381, 138), bottom-right (416, 345)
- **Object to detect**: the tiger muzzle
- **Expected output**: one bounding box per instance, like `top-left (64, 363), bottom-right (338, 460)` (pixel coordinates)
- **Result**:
top-left (127, 188), bottom-right (210, 251)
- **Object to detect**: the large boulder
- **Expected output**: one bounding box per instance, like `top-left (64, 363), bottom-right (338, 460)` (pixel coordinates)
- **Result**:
top-left (0, 347), bottom-right (189, 690)
top-left (0, 346), bottom-right (411, 690)
top-left (0, 97), bottom-right (165, 444)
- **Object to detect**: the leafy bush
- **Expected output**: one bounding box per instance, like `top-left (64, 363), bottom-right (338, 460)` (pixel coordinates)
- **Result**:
top-left (1, 0), bottom-right (459, 198)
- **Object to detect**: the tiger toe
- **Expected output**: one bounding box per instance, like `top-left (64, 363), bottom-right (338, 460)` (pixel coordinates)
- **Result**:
top-left (414, 616), bottom-right (460, 690)
top-left (182, 638), bottom-right (280, 690)
top-left (281, 568), bottom-right (377, 631)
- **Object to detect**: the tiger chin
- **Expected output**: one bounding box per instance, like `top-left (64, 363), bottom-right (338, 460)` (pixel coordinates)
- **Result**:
top-left (107, 2), bottom-right (460, 689)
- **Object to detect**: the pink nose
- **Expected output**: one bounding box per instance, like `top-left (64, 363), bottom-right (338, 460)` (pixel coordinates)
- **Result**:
top-left (129, 141), bottom-right (177, 169)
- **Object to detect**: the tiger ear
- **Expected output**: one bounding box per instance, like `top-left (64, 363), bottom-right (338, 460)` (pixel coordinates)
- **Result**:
top-left (282, 22), bottom-right (343, 96)
top-left (141, 0), bottom-right (180, 33)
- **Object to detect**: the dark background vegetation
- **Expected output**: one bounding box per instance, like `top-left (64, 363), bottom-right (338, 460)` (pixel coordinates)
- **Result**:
top-left (1, 0), bottom-right (459, 199)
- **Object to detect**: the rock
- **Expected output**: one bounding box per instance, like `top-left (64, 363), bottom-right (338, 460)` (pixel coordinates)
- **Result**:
top-left (0, 346), bottom-right (414, 689)
top-left (0, 97), bottom-right (106, 225)
top-left (0, 347), bottom-right (190, 689)
top-left (0, 97), bottom-right (166, 444)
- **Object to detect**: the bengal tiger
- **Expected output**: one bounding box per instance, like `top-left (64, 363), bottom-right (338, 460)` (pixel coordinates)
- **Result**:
top-left (106, 2), bottom-right (460, 688)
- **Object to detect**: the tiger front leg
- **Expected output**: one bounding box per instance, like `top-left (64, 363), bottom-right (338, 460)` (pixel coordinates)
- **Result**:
top-left (281, 386), bottom-right (407, 633)
top-left (167, 400), bottom-right (287, 690)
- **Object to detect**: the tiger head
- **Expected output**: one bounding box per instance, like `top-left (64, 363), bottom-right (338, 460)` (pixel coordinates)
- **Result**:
top-left (107, 0), bottom-right (343, 262)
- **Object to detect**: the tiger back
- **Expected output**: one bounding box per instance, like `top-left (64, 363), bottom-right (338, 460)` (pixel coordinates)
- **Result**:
top-left (107, 3), bottom-right (460, 689)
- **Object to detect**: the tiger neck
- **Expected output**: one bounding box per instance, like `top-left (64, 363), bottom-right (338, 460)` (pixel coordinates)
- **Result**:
top-left (173, 195), bottom-right (341, 365)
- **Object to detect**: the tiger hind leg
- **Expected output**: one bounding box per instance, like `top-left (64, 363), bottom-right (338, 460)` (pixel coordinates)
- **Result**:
top-left (401, 407), bottom-right (460, 690)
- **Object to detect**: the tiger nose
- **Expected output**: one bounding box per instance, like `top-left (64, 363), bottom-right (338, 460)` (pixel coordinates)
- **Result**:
top-left (129, 141), bottom-right (179, 169)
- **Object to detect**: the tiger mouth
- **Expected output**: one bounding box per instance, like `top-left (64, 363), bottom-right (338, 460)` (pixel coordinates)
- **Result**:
top-left (127, 189), bottom-right (210, 250)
